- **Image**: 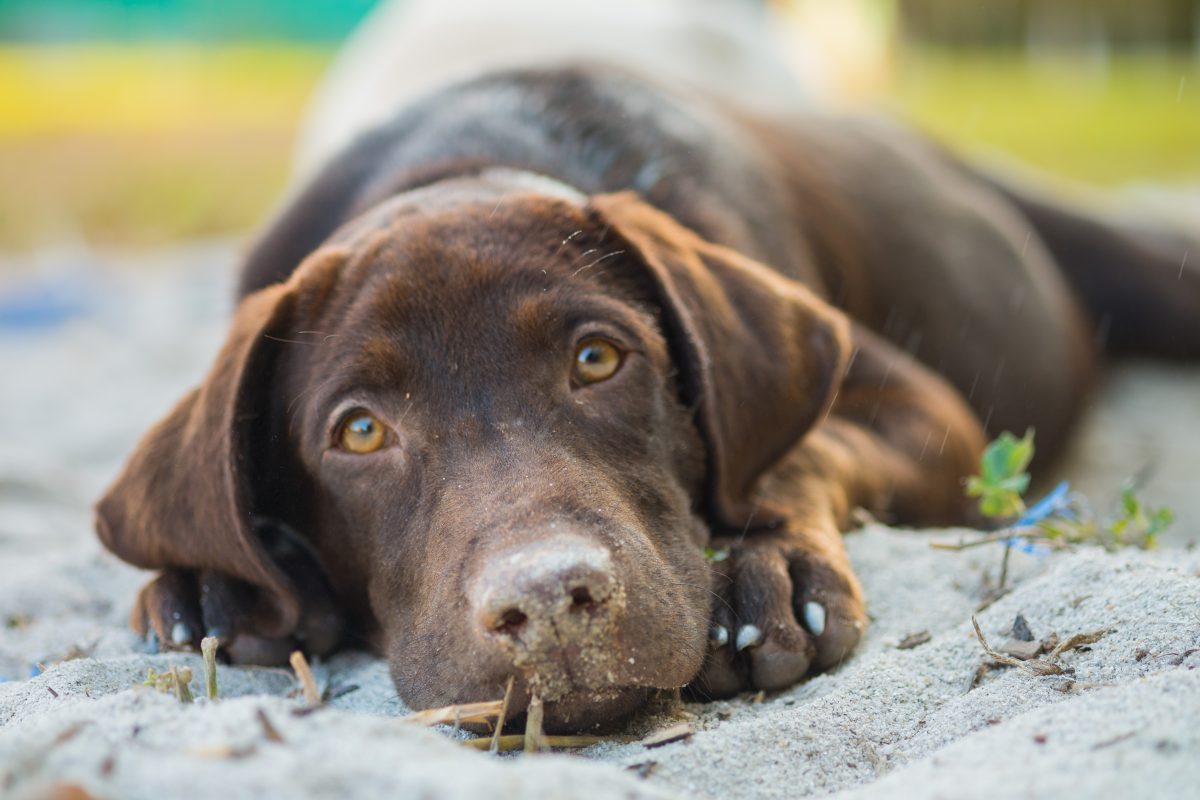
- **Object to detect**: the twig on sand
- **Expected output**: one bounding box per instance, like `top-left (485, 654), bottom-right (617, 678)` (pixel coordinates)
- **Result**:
top-left (465, 734), bottom-right (620, 752)
top-left (200, 636), bottom-right (219, 700)
top-left (897, 631), bottom-right (932, 650)
top-left (524, 693), bottom-right (546, 753)
top-left (998, 542), bottom-right (1012, 592)
top-left (289, 651), bottom-right (321, 707)
top-left (1050, 628), bottom-right (1111, 657)
top-left (171, 666), bottom-right (194, 703)
top-left (490, 676), bottom-right (516, 754)
top-left (640, 722), bottom-right (694, 748)
top-left (404, 700), bottom-right (505, 727)
top-left (257, 708), bottom-right (285, 743)
top-left (971, 616), bottom-right (1066, 676)
top-left (930, 531), bottom-right (1017, 551)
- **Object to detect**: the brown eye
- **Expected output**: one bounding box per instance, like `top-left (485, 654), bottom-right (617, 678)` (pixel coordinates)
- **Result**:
top-left (336, 411), bottom-right (388, 454)
top-left (573, 338), bottom-right (623, 385)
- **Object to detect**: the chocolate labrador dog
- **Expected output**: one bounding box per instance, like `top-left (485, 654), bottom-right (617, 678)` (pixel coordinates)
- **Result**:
top-left (96, 1), bottom-right (1199, 730)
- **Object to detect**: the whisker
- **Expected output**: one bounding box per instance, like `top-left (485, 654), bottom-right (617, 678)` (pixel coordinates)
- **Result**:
top-left (570, 247), bottom-right (599, 266)
top-left (264, 333), bottom-right (320, 346)
top-left (572, 250), bottom-right (626, 277)
top-left (554, 229), bottom-right (585, 257)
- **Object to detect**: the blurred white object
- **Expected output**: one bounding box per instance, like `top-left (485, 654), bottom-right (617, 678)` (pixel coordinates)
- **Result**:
top-left (294, 0), bottom-right (832, 178)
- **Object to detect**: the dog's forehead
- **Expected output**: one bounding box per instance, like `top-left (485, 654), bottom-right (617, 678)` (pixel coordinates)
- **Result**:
top-left (291, 193), bottom-right (648, 395)
top-left (303, 187), bottom-right (633, 325)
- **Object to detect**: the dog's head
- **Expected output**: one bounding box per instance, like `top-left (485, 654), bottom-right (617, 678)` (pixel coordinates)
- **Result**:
top-left (96, 176), bottom-right (848, 730)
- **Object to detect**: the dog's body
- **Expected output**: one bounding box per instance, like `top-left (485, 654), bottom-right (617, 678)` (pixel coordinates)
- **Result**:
top-left (96, 1), bottom-right (1200, 730)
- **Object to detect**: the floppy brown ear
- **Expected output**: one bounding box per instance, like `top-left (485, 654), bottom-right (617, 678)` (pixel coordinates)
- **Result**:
top-left (590, 192), bottom-right (851, 530)
top-left (95, 282), bottom-right (301, 639)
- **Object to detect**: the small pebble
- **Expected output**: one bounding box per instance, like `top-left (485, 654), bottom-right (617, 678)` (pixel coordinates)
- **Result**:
top-left (1011, 613), bottom-right (1034, 642)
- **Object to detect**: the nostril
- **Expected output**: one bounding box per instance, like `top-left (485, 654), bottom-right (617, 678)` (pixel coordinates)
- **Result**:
top-left (494, 608), bottom-right (528, 637)
top-left (569, 586), bottom-right (596, 610)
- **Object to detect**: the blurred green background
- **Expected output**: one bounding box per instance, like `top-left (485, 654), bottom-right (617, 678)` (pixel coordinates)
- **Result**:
top-left (0, 0), bottom-right (1197, 251)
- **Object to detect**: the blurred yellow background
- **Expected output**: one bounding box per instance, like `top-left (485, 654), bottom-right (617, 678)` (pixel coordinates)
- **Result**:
top-left (0, 0), bottom-right (1197, 251)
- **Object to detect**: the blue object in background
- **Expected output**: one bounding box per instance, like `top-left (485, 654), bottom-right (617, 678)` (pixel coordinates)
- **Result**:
top-left (1017, 480), bottom-right (1073, 527)
top-left (0, 276), bottom-right (94, 332)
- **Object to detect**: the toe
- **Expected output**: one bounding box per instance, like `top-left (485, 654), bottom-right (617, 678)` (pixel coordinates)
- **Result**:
top-left (731, 546), bottom-right (815, 692)
top-left (135, 571), bottom-right (202, 651)
top-left (789, 554), bottom-right (866, 672)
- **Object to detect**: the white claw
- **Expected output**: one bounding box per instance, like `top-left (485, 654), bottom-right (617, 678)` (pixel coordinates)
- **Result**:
top-left (735, 624), bottom-right (763, 652)
top-left (803, 601), bottom-right (827, 637)
top-left (171, 622), bottom-right (192, 646)
top-left (709, 624), bottom-right (729, 648)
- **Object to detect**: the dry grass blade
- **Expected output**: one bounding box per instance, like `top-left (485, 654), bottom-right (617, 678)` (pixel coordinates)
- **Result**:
top-left (465, 734), bottom-right (621, 752)
top-left (200, 636), bottom-right (219, 700)
top-left (524, 693), bottom-right (546, 754)
top-left (897, 630), bottom-right (932, 650)
top-left (289, 651), bottom-right (320, 707)
top-left (971, 616), bottom-right (1066, 676)
top-left (184, 743), bottom-right (257, 759)
top-left (489, 676), bottom-right (516, 754)
top-left (930, 531), bottom-right (1017, 551)
top-left (1050, 628), bottom-right (1111, 657)
top-left (405, 700), bottom-right (505, 727)
top-left (257, 708), bottom-right (284, 743)
top-left (640, 722), bottom-right (693, 748)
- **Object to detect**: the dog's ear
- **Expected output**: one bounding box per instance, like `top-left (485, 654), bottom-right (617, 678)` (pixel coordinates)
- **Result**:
top-left (590, 192), bottom-right (851, 530)
top-left (95, 279), bottom-right (306, 638)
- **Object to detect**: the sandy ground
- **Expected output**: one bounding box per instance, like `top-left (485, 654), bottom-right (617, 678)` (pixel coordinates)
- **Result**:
top-left (1, 242), bottom-right (1198, 799)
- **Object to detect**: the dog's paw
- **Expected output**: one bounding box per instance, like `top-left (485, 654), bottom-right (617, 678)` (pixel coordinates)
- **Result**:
top-left (689, 534), bottom-right (866, 698)
top-left (130, 568), bottom-right (342, 666)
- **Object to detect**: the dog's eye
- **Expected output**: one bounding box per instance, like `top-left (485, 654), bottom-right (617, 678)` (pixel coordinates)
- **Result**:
top-left (336, 411), bottom-right (389, 454)
top-left (573, 338), bottom-right (623, 385)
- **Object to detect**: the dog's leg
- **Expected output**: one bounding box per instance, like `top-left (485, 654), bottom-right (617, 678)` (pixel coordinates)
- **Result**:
top-left (692, 326), bottom-right (985, 697)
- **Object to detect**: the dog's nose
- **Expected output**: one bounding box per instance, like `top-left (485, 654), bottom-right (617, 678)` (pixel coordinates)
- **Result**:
top-left (472, 537), bottom-right (619, 649)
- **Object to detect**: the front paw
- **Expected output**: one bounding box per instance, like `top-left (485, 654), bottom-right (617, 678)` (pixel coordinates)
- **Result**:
top-left (690, 534), bottom-right (866, 697)
top-left (130, 567), bottom-right (341, 666)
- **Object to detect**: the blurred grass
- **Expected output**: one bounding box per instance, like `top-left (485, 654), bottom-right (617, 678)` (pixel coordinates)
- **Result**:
top-left (0, 44), bottom-right (1197, 251)
top-left (0, 44), bottom-right (333, 250)
top-left (890, 50), bottom-right (1200, 186)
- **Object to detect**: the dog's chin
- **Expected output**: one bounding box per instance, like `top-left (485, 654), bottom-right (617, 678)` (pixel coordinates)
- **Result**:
top-left (534, 685), bottom-right (656, 734)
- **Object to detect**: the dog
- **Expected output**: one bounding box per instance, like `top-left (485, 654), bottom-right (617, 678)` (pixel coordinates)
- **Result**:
top-left (95, 0), bottom-right (1200, 731)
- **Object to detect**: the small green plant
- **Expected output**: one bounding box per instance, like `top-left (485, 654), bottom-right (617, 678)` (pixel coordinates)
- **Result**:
top-left (965, 429), bottom-right (1034, 520)
top-left (1110, 486), bottom-right (1175, 549)
top-left (143, 665), bottom-right (194, 703)
top-left (963, 429), bottom-right (1172, 551)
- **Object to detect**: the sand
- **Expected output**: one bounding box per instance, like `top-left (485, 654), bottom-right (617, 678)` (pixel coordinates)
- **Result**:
top-left (2, 242), bottom-right (1198, 799)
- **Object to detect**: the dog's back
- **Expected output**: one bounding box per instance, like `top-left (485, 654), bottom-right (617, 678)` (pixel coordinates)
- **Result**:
top-left (294, 0), bottom-right (818, 177)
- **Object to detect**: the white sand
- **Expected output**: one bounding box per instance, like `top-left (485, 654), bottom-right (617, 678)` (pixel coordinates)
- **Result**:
top-left (2, 243), bottom-right (1198, 799)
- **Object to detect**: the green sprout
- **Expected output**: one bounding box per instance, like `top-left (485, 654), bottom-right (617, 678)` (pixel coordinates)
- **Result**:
top-left (965, 429), bottom-right (1034, 520)
top-left (1109, 486), bottom-right (1174, 550)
